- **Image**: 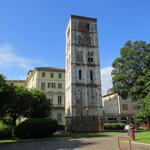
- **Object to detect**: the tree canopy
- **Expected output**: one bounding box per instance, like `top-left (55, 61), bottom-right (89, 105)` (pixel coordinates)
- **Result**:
top-left (26, 89), bottom-right (51, 118)
top-left (0, 74), bottom-right (51, 127)
top-left (112, 40), bottom-right (150, 101)
top-left (112, 41), bottom-right (150, 128)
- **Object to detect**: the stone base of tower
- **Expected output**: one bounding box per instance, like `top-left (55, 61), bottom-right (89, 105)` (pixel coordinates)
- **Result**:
top-left (65, 116), bottom-right (104, 132)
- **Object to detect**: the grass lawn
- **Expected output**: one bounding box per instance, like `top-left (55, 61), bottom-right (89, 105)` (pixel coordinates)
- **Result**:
top-left (0, 139), bottom-right (17, 143)
top-left (135, 131), bottom-right (150, 144)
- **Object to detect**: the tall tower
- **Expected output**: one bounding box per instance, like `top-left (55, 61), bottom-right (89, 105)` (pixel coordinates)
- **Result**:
top-left (65, 15), bottom-right (103, 131)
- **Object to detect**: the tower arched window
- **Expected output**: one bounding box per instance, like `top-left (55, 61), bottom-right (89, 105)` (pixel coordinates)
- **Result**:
top-left (79, 70), bottom-right (82, 80)
top-left (90, 70), bottom-right (93, 81)
top-left (88, 52), bottom-right (94, 63)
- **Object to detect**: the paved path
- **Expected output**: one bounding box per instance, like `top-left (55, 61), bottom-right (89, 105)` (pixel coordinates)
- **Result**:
top-left (0, 134), bottom-right (150, 150)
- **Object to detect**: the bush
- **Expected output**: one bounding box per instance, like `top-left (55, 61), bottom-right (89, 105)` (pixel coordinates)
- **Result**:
top-left (14, 118), bottom-right (58, 139)
top-left (104, 123), bottom-right (125, 130)
top-left (0, 121), bottom-right (12, 140)
top-left (0, 128), bottom-right (12, 140)
top-left (57, 124), bottom-right (65, 130)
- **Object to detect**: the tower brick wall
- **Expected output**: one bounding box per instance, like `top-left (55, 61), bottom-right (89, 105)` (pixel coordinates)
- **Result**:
top-left (65, 15), bottom-right (103, 131)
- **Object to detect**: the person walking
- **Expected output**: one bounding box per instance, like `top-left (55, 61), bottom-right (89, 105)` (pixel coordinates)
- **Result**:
top-left (124, 124), bottom-right (130, 136)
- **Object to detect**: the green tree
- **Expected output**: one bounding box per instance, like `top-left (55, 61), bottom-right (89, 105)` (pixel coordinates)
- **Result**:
top-left (27, 89), bottom-right (51, 118)
top-left (0, 74), bottom-right (52, 138)
top-left (112, 41), bottom-right (150, 128)
top-left (0, 74), bottom-right (14, 118)
top-left (139, 94), bottom-right (150, 129)
top-left (1, 86), bottom-right (32, 127)
top-left (0, 74), bottom-right (6, 87)
top-left (133, 112), bottom-right (146, 125)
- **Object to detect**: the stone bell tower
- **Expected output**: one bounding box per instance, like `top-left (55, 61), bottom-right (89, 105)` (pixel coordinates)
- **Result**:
top-left (65, 15), bottom-right (103, 131)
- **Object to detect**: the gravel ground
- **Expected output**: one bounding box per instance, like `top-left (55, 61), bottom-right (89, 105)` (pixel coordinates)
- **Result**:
top-left (0, 134), bottom-right (150, 150)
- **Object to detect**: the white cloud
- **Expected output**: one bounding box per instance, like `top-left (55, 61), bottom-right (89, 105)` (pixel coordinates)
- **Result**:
top-left (0, 44), bottom-right (113, 94)
top-left (0, 44), bottom-right (47, 69)
top-left (101, 66), bottom-right (113, 96)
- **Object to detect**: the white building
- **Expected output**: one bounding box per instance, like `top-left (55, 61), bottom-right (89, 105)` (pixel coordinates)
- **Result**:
top-left (65, 15), bottom-right (103, 131)
top-left (6, 80), bottom-right (26, 87)
top-left (26, 67), bottom-right (65, 124)
top-left (103, 92), bottom-right (138, 123)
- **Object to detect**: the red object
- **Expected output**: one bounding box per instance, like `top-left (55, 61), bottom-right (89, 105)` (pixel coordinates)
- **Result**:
top-left (129, 127), bottom-right (135, 140)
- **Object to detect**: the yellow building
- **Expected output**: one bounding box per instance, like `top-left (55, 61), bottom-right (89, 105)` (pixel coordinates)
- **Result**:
top-left (26, 67), bottom-right (65, 124)
top-left (6, 80), bottom-right (26, 87)
top-left (103, 92), bottom-right (138, 123)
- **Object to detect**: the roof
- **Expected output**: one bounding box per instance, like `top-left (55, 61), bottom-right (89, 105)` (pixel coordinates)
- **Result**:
top-left (34, 67), bottom-right (65, 72)
top-left (103, 92), bottom-right (116, 98)
top-left (6, 80), bottom-right (26, 82)
top-left (70, 15), bottom-right (97, 22)
top-left (27, 67), bottom-right (65, 81)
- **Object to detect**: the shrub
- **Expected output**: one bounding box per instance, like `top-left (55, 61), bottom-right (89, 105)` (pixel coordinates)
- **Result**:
top-left (0, 121), bottom-right (12, 139)
top-left (0, 128), bottom-right (12, 140)
top-left (57, 124), bottom-right (65, 130)
top-left (104, 123), bottom-right (125, 130)
top-left (14, 118), bottom-right (58, 139)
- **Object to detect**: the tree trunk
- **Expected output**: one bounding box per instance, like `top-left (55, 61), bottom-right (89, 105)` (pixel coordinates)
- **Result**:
top-left (147, 116), bottom-right (150, 130)
top-left (11, 117), bottom-right (16, 138)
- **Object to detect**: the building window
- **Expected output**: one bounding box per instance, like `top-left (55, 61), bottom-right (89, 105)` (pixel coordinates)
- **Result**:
top-left (90, 70), bottom-right (93, 80)
top-left (122, 104), bottom-right (128, 110)
top-left (47, 82), bottom-right (55, 88)
top-left (52, 83), bottom-right (56, 88)
top-left (78, 21), bottom-right (90, 31)
top-left (50, 73), bottom-right (54, 78)
top-left (91, 88), bottom-right (94, 98)
top-left (41, 82), bottom-right (45, 90)
top-left (58, 73), bottom-right (62, 78)
top-left (42, 72), bottom-right (45, 78)
top-left (57, 113), bottom-right (62, 123)
top-left (48, 82), bottom-right (50, 88)
top-left (79, 70), bottom-right (82, 80)
top-left (77, 51), bottom-right (83, 62)
top-left (48, 95), bottom-right (53, 104)
top-left (88, 52), bottom-right (94, 63)
top-left (58, 96), bottom-right (62, 104)
top-left (58, 83), bottom-right (62, 89)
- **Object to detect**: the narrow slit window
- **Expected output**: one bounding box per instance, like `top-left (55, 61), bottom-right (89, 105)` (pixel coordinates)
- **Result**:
top-left (79, 70), bottom-right (82, 79)
top-left (90, 70), bottom-right (93, 80)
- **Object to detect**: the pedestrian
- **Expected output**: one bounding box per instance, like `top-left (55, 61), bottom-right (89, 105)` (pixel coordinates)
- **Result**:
top-left (124, 124), bottom-right (130, 136)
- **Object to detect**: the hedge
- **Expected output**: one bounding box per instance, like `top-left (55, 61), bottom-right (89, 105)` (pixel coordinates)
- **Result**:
top-left (57, 124), bottom-right (65, 130)
top-left (0, 128), bottom-right (12, 140)
top-left (14, 118), bottom-right (58, 139)
top-left (104, 123), bottom-right (125, 130)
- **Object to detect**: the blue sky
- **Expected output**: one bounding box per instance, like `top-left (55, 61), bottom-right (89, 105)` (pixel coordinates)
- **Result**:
top-left (0, 0), bottom-right (150, 94)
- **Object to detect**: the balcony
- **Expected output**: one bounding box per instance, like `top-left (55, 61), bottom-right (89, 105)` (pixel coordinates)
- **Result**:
top-left (52, 104), bottom-right (65, 108)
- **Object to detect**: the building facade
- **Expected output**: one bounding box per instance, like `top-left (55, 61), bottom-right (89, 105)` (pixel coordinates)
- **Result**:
top-left (6, 80), bottom-right (26, 87)
top-left (65, 15), bottom-right (103, 131)
top-left (103, 92), bottom-right (138, 123)
top-left (26, 67), bottom-right (65, 124)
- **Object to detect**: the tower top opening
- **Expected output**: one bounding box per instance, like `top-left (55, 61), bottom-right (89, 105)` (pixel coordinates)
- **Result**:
top-left (70, 15), bottom-right (97, 22)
